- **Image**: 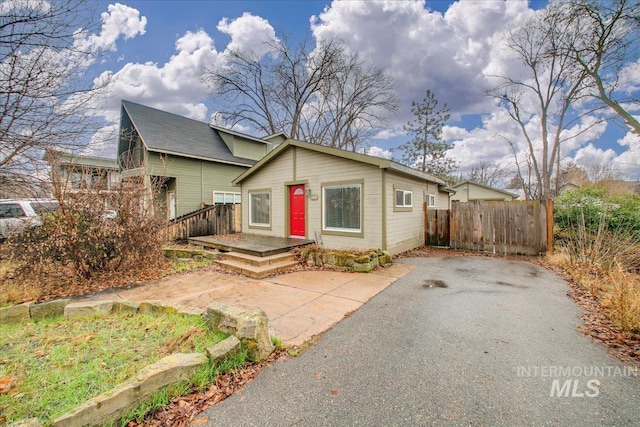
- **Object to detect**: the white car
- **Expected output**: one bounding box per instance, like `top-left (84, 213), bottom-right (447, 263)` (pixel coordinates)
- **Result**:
top-left (0, 199), bottom-right (59, 240)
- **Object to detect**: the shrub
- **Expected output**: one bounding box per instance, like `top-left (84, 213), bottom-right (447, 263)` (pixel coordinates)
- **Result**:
top-left (6, 177), bottom-right (168, 283)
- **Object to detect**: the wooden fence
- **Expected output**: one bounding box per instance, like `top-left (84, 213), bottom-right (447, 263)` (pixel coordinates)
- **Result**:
top-left (164, 204), bottom-right (241, 241)
top-left (425, 200), bottom-right (553, 256)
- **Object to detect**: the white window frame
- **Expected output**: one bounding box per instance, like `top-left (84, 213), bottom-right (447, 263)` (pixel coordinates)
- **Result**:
top-left (427, 194), bottom-right (436, 207)
top-left (395, 189), bottom-right (413, 208)
top-left (322, 183), bottom-right (362, 233)
top-left (249, 190), bottom-right (271, 228)
top-left (213, 191), bottom-right (241, 205)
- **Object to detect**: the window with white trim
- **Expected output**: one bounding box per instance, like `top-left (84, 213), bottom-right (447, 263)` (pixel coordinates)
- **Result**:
top-left (213, 191), bottom-right (241, 204)
top-left (395, 189), bottom-right (413, 208)
top-left (427, 194), bottom-right (436, 207)
top-left (249, 191), bottom-right (270, 226)
top-left (323, 184), bottom-right (361, 232)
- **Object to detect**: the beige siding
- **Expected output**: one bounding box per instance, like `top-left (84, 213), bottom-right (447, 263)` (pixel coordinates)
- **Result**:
top-left (241, 147), bottom-right (384, 251)
top-left (450, 183), bottom-right (516, 202)
top-left (241, 148), bottom-right (295, 236)
top-left (147, 153), bottom-right (248, 217)
top-left (424, 182), bottom-right (450, 209)
top-left (385, 172), bottom-right (425, 255)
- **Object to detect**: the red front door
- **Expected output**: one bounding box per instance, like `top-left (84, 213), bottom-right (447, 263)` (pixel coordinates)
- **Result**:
top-left (289, 184), bottom-right (306, 238)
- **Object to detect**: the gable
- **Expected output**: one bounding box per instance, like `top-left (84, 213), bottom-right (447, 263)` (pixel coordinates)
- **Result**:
top-left (119, 101), bottom-right (259, 167)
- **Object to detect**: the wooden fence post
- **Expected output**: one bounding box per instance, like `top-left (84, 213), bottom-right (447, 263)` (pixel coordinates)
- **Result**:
top-left (546, 198), bottom-right (554, 255)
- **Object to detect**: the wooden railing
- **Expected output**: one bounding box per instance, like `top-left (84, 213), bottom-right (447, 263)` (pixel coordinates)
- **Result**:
top-left (164, 204), bottom-right (241, 241)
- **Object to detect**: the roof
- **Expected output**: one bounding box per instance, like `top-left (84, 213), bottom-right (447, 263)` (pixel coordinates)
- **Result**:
top-left (451, 180), bottom-right (520, 199)
top-left (233, 139), bottom-right (447, 186)
top-left (121, 100), bottom-right (259, 167)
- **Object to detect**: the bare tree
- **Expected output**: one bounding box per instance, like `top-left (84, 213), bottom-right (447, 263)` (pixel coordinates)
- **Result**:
top-left (397, 89), bottom-right (456, 179)
top-left (203, 36), bottom-right (397, 152)
top-left (467, 161), bottom-right (510, 188)
top-left (0, 0), bottom-right (106, 196)
top-left (561, 0), bottom-right (640, 135)
top-left (488, 4), bottom-right (602, 199)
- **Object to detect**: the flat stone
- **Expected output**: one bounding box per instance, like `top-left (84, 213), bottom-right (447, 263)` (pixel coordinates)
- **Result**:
top-left (0, 302), bottom-right (33, 324)
top-left (111, 301), bottom-right (140, 313)
top-left (29, 299), bottom-right (70, 321)
top-left (8, 418), bottom-right (43, 427)
top-left (138, 301), bottom-right (180, 314)
top-left (51, 353), bottom-right (208, 427)
top-left (64, 301), bottom-right (113, 318)
top-left (353, 262), bottom-right (374, 273)
top-left (207, 335), bottom-right (241, 364)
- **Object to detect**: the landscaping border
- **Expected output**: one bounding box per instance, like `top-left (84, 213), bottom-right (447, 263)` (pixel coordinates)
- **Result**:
top-left (4, 299), bottom-right (273, 427)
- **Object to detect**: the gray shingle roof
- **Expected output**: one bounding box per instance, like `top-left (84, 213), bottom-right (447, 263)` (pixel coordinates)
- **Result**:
top-left (121, 100), bottom-right (257, 166)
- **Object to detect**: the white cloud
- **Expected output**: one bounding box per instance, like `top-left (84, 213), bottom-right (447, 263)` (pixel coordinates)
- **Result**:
top-left (217, 12), bottom-right (278, 57)
top-left (367, 146), bottom-right (393, 159)
top-left (311, 0), bottom-right (532, 123)
top-left (75, 3), bottom-right (147, 53)
top-left (92, 30), bottom-right (224, 122)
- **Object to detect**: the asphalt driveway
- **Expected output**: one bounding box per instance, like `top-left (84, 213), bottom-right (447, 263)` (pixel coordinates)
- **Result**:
top-left (197, 256), bottom-right (640, 426)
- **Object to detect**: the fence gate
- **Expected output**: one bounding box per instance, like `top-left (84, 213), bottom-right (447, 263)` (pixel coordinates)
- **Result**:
top-left (426, 200), bottom-right (553, 256)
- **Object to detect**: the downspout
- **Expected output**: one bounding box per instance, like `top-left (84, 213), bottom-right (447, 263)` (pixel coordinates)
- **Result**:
top-left (381, 169), bottom-right (387, 251)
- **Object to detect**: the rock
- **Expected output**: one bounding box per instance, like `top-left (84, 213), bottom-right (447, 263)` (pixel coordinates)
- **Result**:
top-left (138, 301), bottom-right (179, 314)
top-left (64, 301), bottom-right (113, 318)
top-left (111, 301), bottom-right (140, 314)
top-left (207, 335), bottom-right (241, 364)
top-left (8, 418), bottom-right (43, 427)
top-left (50, 353), bottom-right (207, 427)
top-left (353, 262), bottom-right (373, 273)
top-left (29, 299), bottom-right (70, 321)
top-left (236, 309), bottom-right (274, 362)
top-left (0, 302), bottom-right (33, 324)
top-left (204, 302), bottom-right (274, 362)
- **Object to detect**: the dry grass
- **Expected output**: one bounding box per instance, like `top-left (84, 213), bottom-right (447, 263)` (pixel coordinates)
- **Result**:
top-left (551, 247), bottom-right (640, 334)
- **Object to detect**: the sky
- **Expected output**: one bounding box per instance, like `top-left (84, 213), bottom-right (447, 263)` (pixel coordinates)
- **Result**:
top-left (80, 0), bottom-right (640, 183)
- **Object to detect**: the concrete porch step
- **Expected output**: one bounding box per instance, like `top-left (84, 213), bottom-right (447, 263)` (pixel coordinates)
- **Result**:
top-left (213, 251), bottom-right (299, 279)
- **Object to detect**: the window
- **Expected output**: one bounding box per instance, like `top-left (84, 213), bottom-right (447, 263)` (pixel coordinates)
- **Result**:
top-left (0, 204), bottom-right (26, 218)
top-left (249, 191), bottom-right (270, 227)
top-left (427, 194), bottom-right (436, 207)
top-left (395, 189), bottom-right (413, 208)
top-left (214, 191), bottom-right (241, 204)
top-left (323, 184), bottom-right (361, 232)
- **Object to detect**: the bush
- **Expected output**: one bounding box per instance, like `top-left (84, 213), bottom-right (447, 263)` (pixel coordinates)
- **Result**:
top-left (6, 179), bottom-right (168, 282)
top-left (555, 187), bottom-right (640, 238)
top-left (553, 187), bottom-right (640, 272)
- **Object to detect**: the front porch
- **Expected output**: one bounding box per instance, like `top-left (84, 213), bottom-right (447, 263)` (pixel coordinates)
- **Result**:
top-left (188, 233), bottom-right (313, 257)
top-left (188, 234), bottom-right (314, 279)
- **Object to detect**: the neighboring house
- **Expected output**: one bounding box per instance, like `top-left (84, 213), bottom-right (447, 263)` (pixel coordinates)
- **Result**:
top-left (117, 100), bottom-right (279, 219)
top-left (450, 181), bottom-right (519, 203)
top-left (46, 149), bottom-right (120, 194)
top-left (232, 139), bottom-right (453, 255)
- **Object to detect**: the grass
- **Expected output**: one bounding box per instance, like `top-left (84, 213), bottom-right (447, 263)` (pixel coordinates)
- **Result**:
top-left (117, 345), bottom-right (250, 426)
top-left (0, 311), bottom-right (227, 425)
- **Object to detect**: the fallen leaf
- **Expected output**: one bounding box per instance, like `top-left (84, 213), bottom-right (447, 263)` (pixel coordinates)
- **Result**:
top-left (315, 371), bottom-right (322, 379)
top-left (330, 389), bottom-right (339, 396)
top-left (0, 376), bottom-right (16, 394)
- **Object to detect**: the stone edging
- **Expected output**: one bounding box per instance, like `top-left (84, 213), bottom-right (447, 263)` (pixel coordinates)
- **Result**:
top-left (5, 299), bottom-right (273, 427)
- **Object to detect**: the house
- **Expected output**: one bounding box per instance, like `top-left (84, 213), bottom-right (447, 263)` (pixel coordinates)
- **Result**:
top-left (46, 149), bottom-right (120, 195)
top-left (232, 139), bottom-right (452, 255)
top-left (450, 181), bottom-right (519, 203)
top-left (117, 100), bottom-right (278, 219)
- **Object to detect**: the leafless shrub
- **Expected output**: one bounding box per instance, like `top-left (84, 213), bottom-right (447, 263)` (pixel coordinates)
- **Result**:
top-left (5, 172), bottom-right (168, 295)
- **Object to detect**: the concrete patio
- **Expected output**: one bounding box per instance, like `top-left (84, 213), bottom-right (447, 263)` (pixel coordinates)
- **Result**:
top-left (75, 263), bottom-right (413, 346)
